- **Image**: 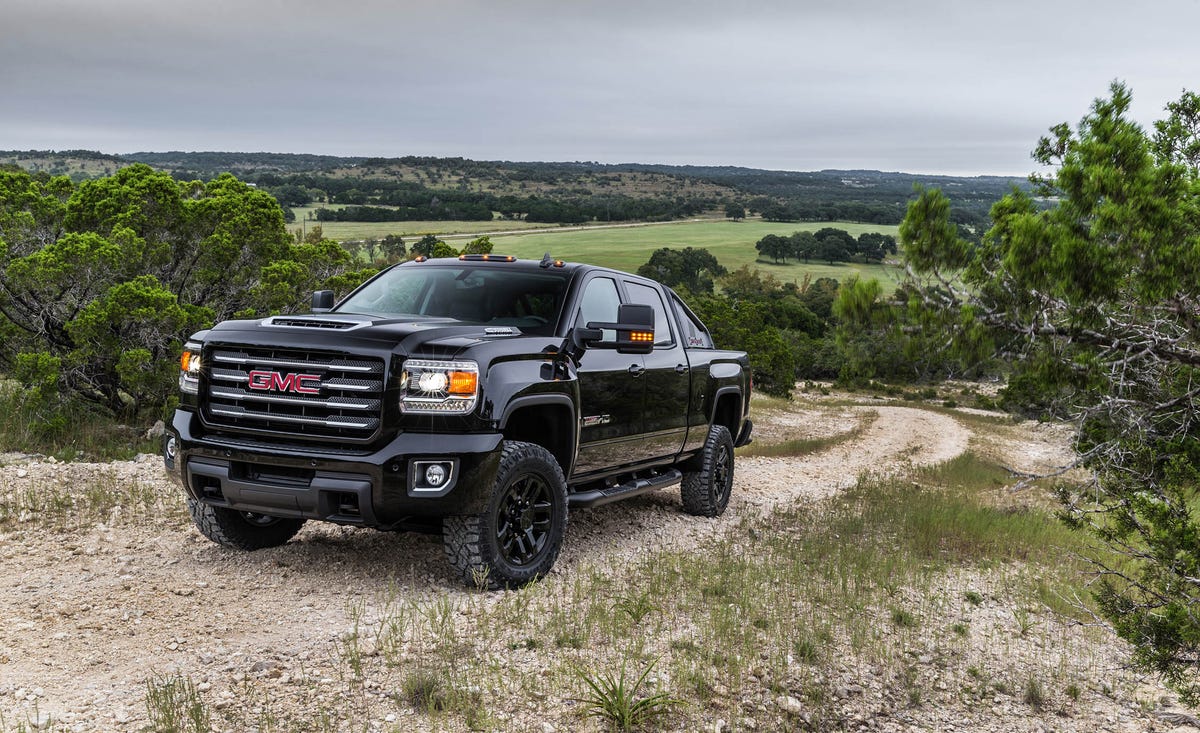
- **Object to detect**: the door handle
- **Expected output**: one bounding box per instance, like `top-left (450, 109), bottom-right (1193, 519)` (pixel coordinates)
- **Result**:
top-left (628, 364), bottom-right (645, 377)
top-left (675, 364), bottom-right (690, 375)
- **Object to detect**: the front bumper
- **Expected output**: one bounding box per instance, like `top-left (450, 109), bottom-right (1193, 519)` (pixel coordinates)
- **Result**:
top-left (163, 409), bottom-right (503, 527)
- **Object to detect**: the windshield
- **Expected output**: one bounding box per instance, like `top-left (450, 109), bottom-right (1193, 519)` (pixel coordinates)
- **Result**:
top-left (335, 264), bottom-right (570, 335)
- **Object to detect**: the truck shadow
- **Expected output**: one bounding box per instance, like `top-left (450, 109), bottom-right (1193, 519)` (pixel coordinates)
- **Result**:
top-left (184, 489), bottom-right (691, 594)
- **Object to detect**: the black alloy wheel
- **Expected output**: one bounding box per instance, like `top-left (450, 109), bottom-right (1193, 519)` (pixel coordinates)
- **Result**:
top-left (497, 473), bottom-right (555, 567)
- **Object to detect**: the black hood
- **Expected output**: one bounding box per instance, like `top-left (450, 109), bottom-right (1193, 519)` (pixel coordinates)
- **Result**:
top-left (204, 314), bottom-right (527, 357)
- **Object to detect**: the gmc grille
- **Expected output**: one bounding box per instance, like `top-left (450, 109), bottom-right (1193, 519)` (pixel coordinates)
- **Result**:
top-left (202, 347), bottom-right (386, 442)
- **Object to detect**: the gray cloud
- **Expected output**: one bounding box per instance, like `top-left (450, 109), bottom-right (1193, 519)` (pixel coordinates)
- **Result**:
top-left (2, 0), bottom-right (1199, 174)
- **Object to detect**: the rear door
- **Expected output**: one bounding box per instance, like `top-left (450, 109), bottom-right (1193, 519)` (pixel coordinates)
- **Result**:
top-left (623, 280), bottom-right (690, 463)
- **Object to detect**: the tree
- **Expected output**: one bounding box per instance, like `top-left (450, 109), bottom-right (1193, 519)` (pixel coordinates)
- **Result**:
top-left (789, 231), bottom-right (818, 262)
top-left (380, 234), bottom-right (405, 261)
top-left (856, 232), bottom-right (896, 261)
top-left (724, 202), bottom-right (746, 221)
top-left (899, 83), bottom-right (1200, 701)
top-left (430, 241), bottom-right (459, 258)
top-left (411, 234), bottom-right (442, 257)
top-left (0, 165), bottom-right (366, 418)
top-left (754, 234), bottom-right (789, 263)
top-left (814, 227), bottom-right (855, 264)
top-left (461, 235), bottom-right (494, 255)
top-left (636, 247), bottom-right (727, 294)
top-left (685, 292), bottom-right (796, 398)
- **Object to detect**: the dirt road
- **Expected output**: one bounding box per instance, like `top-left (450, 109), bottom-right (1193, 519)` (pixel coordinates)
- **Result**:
top-left (0, 397), bottom-right (1177, 732)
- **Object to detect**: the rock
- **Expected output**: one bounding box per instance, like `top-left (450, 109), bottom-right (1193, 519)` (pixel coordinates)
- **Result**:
top-left (145, 420), bottom-right (166, 440)
top-left (777, 694), bottom-right (805, 716)
top-left (15, 469), bottom-right (27, 479)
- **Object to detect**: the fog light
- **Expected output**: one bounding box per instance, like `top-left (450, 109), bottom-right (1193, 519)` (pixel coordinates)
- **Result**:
top-left (165, 436), bottom-right (177, 460)
top-left (411, 460), bottom-right (456, 494)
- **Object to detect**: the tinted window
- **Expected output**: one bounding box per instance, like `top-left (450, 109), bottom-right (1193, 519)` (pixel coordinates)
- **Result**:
top-left (577, 277), bottom-right (621, 341)
top-left (335, 265), bottom-right (569, 335)
top-left (671, 294), bottom-right (713, 349)
top-left (624, 281), bottom-right (674, 347)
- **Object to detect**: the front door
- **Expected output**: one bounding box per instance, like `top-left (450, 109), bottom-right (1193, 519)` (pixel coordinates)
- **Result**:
top-left (572, 276), bottom-right (646, 475)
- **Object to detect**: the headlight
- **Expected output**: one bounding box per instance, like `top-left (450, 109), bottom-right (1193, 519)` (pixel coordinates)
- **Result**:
top-left (179, 342), bottom-right (202, 394)
top-left (400, 359), bottom-right (479, 414)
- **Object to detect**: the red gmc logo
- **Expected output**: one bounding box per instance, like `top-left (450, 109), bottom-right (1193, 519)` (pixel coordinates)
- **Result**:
top-left (247, 370), bottom-right (321, 395)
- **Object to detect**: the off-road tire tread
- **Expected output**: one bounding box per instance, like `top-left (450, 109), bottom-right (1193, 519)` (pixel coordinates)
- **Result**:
top-left (187, 498), bottom-right (306, 550)
top-left (681, 424), bottom-right (735, 517)
top-left (443, 440), bottom-right (567, 590)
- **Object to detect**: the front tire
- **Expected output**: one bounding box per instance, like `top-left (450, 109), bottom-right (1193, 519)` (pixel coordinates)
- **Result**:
top-left (681, 424), bottom-right (735, 517)
top-left (443, 441), bottom-right (568, 589)
top-left (187, 499), bottom-right (306, 550)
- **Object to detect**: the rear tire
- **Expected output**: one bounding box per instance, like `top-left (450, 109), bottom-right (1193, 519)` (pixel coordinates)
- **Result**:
top-left (187, 499), bottom-right (306, 550)
top-left (681, 425), bottom-right (735, 517)
top-left (443, 441), bottom-right (568, 589)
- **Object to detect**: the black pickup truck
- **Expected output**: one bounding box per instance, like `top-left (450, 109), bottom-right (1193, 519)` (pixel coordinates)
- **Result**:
top-left (163, 254), bottom-right (752, 588)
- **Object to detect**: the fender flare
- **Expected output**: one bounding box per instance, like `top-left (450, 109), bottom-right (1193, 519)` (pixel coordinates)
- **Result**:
top-left (709, 386), bottom-right (744, 426)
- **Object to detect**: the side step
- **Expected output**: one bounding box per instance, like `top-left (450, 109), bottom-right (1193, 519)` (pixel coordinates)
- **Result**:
top-left (568, 469), bottom-right (683, 509)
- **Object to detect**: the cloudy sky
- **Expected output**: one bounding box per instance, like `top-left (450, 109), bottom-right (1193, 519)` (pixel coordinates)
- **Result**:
top-left (3, 0), bottom-right (1199, 175)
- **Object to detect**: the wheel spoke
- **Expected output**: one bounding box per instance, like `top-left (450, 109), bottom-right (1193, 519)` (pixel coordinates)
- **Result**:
top-left (494, 472), bottom-right (556, 566)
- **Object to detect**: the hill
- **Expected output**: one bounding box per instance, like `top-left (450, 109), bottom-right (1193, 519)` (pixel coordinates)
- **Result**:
top-left (0, 149), bottom-right (1028, 228)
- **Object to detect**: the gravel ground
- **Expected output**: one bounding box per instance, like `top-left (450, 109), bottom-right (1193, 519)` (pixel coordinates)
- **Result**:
top-left (0, 394), bottom-right (1194, 732)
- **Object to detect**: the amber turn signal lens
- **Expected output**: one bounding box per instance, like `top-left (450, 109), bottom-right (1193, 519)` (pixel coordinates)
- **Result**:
top-left (181, 350), bottom-right (193, 371)
top-left (629, 331), bottom-right (654, 343)
top-left (448, 371), bottom-right (478, 395)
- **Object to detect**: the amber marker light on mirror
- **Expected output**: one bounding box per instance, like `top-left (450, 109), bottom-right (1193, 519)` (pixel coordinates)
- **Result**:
top-left (629, 331), bottom-right (654, 343)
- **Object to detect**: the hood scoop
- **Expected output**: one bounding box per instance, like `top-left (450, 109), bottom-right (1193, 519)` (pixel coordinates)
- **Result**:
top-left (262, 316), bottom-right (371, 331)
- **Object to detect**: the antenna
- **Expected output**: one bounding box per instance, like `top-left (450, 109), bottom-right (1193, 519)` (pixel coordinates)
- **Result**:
top-left (539, 252), bottom-right (553, 269)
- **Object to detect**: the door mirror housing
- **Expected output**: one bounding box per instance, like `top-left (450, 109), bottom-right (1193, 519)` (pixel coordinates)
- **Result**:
top-left (579, 303), bottom-right (655, 355)
top-left (311, 290), bottom-right (335, 313)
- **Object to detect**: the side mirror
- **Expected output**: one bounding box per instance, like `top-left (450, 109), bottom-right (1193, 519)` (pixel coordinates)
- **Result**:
top-left (311, 290), bottom-right (335, 313)
top-left (581, 303), bottom-right (655, 355)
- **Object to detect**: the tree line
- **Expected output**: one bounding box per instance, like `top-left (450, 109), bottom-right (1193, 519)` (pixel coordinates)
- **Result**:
top-left (0, 164), bottom-right (373, 422)
top-left (754, 228), bottom-right (897, 265)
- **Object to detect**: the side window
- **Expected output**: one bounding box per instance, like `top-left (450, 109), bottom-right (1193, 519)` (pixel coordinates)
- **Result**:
top-left (624, 281), bottom-right (674, 347)
top-left (577, 277), bottom-right (621, 341)
top-left (671, 295), bottom-right (713, 349)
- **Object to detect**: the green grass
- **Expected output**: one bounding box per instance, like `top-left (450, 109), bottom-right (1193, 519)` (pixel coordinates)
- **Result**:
top-left (144, 675), bottom-right (211, 733)
top-left (491, 218), bottom-right (902, 284)
top-left (0, 381), bottom-right (157, 461)
top-left (574, 658), bottom-right (680, 732)
top-left (0, 470), bottom-right (185, 530)
top-left (290, 207), bottom-right (563, 240)
top-left (737, 413), bottom-right (873, 458)
top-left (130, 448), bottom-right (1113, 731)
top-left (298, 212), bottom-right (903, 289)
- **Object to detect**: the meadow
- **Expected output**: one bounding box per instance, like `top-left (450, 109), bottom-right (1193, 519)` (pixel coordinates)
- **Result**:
top-left (290, 207), bottom-right (563, 239)
top-left (485, 218), bottom-right (903, 284)
top-left (301, 209), bottom-right (905, 289)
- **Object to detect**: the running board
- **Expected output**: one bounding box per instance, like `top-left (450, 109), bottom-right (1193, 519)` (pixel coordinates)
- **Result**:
top-left (569, 469), bottom-right (683, 509)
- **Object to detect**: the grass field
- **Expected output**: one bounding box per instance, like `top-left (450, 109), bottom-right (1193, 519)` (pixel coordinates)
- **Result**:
top-left (481, 218), bottom-right (904, 287)
top-left (298, 210), bottom-right (906, 289)
top-left (289, 207), bottom-right (564, 239)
